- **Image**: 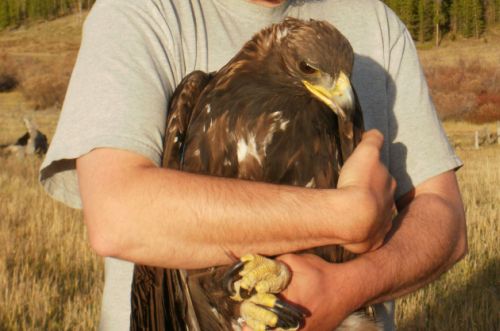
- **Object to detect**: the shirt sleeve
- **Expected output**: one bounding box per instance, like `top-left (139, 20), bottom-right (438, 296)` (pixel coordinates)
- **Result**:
top-left (385, 23), bottom-right (462, 199)
top-left (40, 0), bottom-right (178, 208)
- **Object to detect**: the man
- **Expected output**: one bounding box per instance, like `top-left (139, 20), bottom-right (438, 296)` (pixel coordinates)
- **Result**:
top-left (40, 0), bottom-right (467, 330)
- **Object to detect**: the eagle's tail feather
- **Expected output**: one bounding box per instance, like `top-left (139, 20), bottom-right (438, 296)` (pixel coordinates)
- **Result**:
top-left (335, 312), bottom-right (382, 331)
top-left (130, 266), bottom-right (170, 330)
top-left (186, 268), bottom-right (237, 331)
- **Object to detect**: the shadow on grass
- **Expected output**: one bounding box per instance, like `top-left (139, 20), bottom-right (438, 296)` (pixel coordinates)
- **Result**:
top-left (398, 258), bottom-right (499, 331)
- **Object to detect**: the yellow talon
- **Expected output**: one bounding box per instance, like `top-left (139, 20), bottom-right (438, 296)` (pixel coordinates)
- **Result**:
top-left (241, 300), bottom-right (279, 328)
top-left (249, 293), bottom-right (278, 307)
top-left (237, 254), bottom-right (291, 294)
top-left (226, 254), bottom-right (303, 331)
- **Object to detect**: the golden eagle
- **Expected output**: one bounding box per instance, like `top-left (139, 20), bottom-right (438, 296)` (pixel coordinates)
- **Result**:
top-left (130, 17), bottom-right (376, 331)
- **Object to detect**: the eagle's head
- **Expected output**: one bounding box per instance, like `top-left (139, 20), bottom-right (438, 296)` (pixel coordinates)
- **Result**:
top-left (245, 17), bottom-right (357, 121)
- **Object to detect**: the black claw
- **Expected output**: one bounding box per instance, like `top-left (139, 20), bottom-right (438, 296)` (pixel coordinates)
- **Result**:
top-left (274, 299), bottom-right (307, 322)
top-left (221, 259), bottom-right (307, 329)
top-left (272, 308), bottom-right (300, 329)
top-left (221, 260), bottom-right (245, 296)
top-left (276, 317), bottom-right (301, 330)
top-left (260, 299), bottom-right (307, 330)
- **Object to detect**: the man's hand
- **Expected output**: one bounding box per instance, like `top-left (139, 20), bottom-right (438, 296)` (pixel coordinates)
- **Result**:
top-left (242, 254), bottom-right (357, 331)
top-left (277, 254), bottom-right (356, 331)
top-left (336, 130), bottom-right (397, 254)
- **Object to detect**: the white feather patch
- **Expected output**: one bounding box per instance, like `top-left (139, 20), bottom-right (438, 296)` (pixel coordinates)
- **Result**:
top-left (280, 119), bottom-right (290, 131)
top-left (237, 133), bottom-right (261, 165)
top-left (306, 178), bottom-right (316, 188)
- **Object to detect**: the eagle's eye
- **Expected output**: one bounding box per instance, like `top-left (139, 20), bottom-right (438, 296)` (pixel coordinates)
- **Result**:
top-left (299, 61), bottom-right (318, 75)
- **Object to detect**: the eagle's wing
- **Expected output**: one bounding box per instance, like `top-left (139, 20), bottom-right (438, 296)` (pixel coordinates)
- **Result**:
top-left (164, 70), bottom-right (214, 169)
top-left (130, 70), bottom-right (213, 331)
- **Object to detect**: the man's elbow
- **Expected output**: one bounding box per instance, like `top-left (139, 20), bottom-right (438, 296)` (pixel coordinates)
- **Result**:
top-left (447, 204), bottom-right (468, 268)
top-left (76, 148), bottom-right (151, 259)
top-left (451, 214), bottom-right (468, 264)
top-left (84, 208), bottom-right (125, 258)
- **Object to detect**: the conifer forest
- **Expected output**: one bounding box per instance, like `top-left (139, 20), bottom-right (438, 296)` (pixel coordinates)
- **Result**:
top-left (1, 0), bottom-right (499, 44)
top-left (0, 0), bottom-right (95, 29)
top-left (383, 0), bottom-right (500, 43)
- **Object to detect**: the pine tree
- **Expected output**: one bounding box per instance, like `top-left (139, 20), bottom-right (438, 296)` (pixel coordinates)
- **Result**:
top-left (496, 0), bottom-right (500, 23)
top-left (434, 0), bottom-right (445, 46)
top-left (450, 0), bottom-right (461, 36)
top-left (457, 0), bottom-right (484, 37)
top-left (8, 0), bottom-right (25, 27)
top-left (418, 0), bottom-right (435, 42)
top-left (384, 0), bottom-right (490, 40)
top-left (400, 0), bottom-right (419, 37)
top-left (470, 0), bottom-right (484, 37)
top-left (0, 0), bottom-right (11, 29)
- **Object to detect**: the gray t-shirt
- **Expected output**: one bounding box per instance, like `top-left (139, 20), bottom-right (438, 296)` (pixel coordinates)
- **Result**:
top-left (40, 0), bottom-right (462, 330)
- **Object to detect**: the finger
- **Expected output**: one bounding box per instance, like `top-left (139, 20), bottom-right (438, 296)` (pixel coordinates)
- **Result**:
top-left (391, 203), bottom-right (398, 220)
top-left (344, 131), bottom-right (383, 170)
top-left (361, 129), bottom-right (384, 150)
top-left (370, 210), bottom-right (395, 251)
top-left (390, 177), bottom-right (398, 195)
top-left (342, 242), bottom-right (370, 254)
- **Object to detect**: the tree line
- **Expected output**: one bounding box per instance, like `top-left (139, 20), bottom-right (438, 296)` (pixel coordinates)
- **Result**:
top-left (0, 0), bottom-right (95, 29)
top-left (383, 0), bottom-right (500, 43)
top-left (0, 0), bottom-right (499, 43)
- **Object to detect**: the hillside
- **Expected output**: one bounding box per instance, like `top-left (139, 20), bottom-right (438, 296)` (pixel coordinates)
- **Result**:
top-left (0, 14), bottom-right (84, 144)
top-left (418, 25), bottom-right (500, 123)
top-left (418, 24), bottom-right (500, 66)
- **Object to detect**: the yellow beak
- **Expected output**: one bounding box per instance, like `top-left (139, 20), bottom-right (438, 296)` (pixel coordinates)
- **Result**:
top-left (302, 71), bottom-right (354, 121)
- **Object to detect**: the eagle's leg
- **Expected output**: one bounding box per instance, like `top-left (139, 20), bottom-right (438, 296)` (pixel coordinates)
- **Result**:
top-left (223, 254), bottom-right (306, 330)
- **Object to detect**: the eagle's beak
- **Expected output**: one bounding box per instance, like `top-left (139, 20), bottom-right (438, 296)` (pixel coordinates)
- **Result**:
top-left (302, 71), bottom-right (354, 121)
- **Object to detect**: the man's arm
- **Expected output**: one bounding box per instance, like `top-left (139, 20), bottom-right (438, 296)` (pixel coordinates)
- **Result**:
top-left (275, 170), bottom-right (466, 330)
top-left (76, 130), bottom-right (395, 269)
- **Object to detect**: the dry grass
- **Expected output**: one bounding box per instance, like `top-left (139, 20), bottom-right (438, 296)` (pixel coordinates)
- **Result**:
top-left (0, 92), bottom-right (61, 146)
top-left (0, 14), bottom-right (83, 109)
top-left (0, 13), bottom-right (498, 331)
top-left (0, 81), bottom-right (103, 330)
top-left (16, 53), bottom-right (76, 109)
top-left (417, 25), bottom-right (500, 67)
top-left (395, 128), bottom-right (500, 330)
top-left (0, 53), bottom-right (19, 92)
top-left (0, 157), bottom-right (103, 330)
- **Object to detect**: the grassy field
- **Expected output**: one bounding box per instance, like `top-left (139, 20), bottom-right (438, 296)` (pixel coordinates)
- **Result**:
top-left (0, 13), bottom-right (499, 331)
top-left (0, 156), bottom-right (102, 330)
top-left (396, 129), bottom-right (499, 330)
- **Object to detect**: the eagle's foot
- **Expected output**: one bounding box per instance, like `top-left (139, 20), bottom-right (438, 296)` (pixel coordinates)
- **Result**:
top-left (223, 254), bottom-right (306, 330)
top-left (223, 254), bottom-right (291, 300)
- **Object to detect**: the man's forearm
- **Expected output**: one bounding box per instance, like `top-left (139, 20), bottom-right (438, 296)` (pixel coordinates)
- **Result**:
top-left (78, 131), bottom-right (394, 270)
top-left (77, 146), bottom-right (392, 269)
top-left (85, 166), bottom-right (341, 268)
top-left (338, 185), bottom-right (467, 309)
